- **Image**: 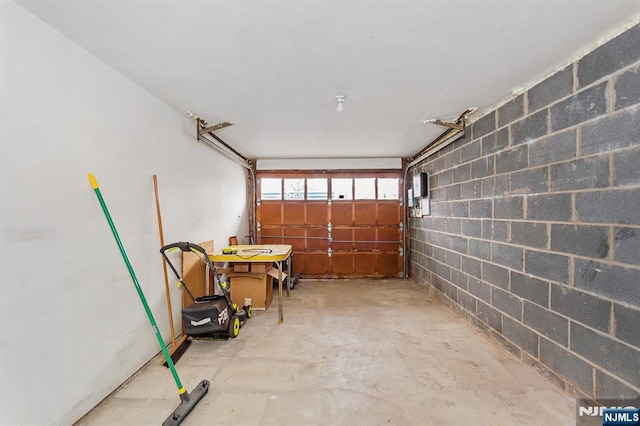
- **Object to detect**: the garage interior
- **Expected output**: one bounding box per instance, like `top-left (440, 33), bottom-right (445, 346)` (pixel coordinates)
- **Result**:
top-left (1, 1), bottom-right (639, 425)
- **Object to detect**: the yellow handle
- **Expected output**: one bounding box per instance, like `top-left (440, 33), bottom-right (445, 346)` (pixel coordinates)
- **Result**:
top-left (88, 173), bottom-right (99, 189)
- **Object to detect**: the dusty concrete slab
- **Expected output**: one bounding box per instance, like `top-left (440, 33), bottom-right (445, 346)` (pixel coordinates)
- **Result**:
top-left (77, 279), bottom-right (575, 425)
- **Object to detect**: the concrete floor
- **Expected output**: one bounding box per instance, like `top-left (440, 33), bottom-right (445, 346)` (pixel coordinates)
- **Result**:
top-left (77, 279), bottom-right (576, 426)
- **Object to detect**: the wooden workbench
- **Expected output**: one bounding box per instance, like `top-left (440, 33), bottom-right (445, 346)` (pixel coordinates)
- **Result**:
top-left (209, 244), bottom-right (293, 323)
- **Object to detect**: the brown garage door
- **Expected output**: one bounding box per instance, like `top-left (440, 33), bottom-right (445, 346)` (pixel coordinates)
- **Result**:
top-left (256, 171), bottom-right (403, 278)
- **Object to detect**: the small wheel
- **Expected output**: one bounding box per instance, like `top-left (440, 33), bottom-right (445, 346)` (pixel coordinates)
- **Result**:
top-left (229, 315), bottom-right (240, 338)
top-left (245, 305), bottom-right (252, 319)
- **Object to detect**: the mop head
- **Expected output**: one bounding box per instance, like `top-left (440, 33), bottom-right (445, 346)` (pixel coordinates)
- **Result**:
top-left (162, 380), bottom-right (210, 426)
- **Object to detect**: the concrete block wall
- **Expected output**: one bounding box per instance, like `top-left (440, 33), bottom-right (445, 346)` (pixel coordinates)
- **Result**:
top-left (410, 24), bottom-right (640, 399)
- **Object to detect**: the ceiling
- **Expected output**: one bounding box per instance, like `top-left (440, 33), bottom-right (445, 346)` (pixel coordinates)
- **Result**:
top-left (16, 0), bottom-right (640, 160)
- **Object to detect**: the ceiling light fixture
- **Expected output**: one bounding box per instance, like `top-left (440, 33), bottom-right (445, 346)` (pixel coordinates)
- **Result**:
top-left (334, 95), bottom-right (347, 112)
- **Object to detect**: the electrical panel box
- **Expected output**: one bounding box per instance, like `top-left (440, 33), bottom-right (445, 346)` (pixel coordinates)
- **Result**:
top-left (413, 172), bottom-right (429, 198)
top-left (411, 172), bottom-right (430, 217)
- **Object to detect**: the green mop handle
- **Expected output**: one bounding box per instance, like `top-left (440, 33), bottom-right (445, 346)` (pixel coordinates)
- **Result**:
top-left (88, 173), bottom-right (188, 398)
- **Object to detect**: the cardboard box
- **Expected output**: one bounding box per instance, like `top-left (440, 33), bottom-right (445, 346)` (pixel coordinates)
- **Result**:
top-left (182, 240), bottom-right (214, 308)
top-left (266, 268), bottom-right (287, 285)
top-left (229, 272), bottom-right (273, 310)
top-left (229, 267), bottom-right (287, 310)
top-left (233, 263), bottom-right (249, 273)
top-left (250, 262), bottom-right (272, 273)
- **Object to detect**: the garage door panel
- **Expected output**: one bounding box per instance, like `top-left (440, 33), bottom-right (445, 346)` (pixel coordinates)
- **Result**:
top-left (354, 253), bottom-right (376, 275)
top-left (258, 227), bottom-right (282, 244)
top-left (307, 202), bottom-right (328, 224)
top-left (257, 172), bottom-right (402, 278)
top-left (283, 202), bottom-right (305, 225)
top-left (307, 227), bottom-right (329, 250)
top-left (331, 253), bottom-right (354, 276)
top-left (292, 253), bottom-right (305, 275)
top-left (378, 253), bottom-right (400, 276)
top-left (305, 253), bottom-right (331, 275)
top-left (378, 228), bottom-right (400, 250)
top-left (354, 203), bottom-right (377, 225)
top-left (284, 228), bottom-right (305, 251)
top-left (354, 228), bottom-right (376, 251)
top-left (378, 203), bottom-right (400, 224)
top-left (260, 202), bottom-right (282, 225)
top-left (332, 228), bottom-right (353, 250)
top-left (332, 202), bottom-right (353, 225)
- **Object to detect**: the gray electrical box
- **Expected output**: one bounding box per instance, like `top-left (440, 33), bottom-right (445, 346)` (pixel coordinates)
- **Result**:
top-left (413, 172), bottom-right (429, 198)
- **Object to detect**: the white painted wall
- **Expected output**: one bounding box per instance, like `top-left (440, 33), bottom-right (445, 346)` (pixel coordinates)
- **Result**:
top-left (0, 2), bottom-right (249, 424)
top-left (256, 157), bottom-right (402, 170)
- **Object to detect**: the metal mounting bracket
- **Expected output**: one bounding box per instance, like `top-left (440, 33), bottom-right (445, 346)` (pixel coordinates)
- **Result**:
top-left (432, 119), bottom-right (464, 131)
top-left (423, 119), bottom-right (465, 131)
top-left (198, 122), bottom-right (234, 135)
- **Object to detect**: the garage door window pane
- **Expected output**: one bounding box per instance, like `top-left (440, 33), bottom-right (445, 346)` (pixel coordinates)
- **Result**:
top-left (284, 178), bottom-right (305, 200)
top-left (331, 178), bottom-right (352, 200)
top-left (307, 178), bottom-right (328, 200)
top-left (378, 178), bottom-right (399, 199)
top-left (261, 178), bottom-right (282, 200)
top-left (355, 178), bottom-right (375, 199)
